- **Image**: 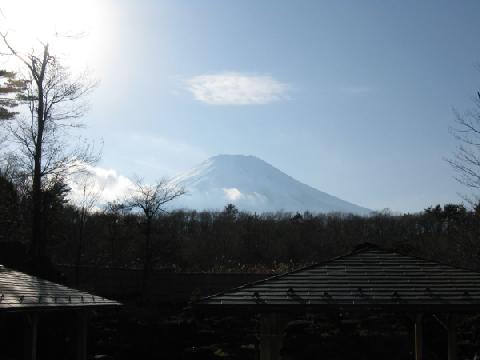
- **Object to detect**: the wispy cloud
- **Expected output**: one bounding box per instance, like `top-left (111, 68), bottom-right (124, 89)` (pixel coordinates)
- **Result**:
top-left (186, 72), bottom-right (288, 105)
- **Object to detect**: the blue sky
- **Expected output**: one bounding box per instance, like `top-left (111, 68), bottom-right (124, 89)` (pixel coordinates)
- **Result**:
top-left (21, 0), bottom-right (480, 212)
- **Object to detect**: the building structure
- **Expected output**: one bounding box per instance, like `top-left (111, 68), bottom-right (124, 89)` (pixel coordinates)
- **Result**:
top-left (0, 264), bottom-right (120, 360)
top-left (196, 244), bottom-right (480, 360)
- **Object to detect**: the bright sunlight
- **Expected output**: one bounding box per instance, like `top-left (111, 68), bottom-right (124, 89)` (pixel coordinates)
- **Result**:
top-left (0, 0), bottom-right (114, 72)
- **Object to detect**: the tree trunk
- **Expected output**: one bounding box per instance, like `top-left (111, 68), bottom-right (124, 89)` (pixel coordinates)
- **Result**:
top-left (142, 216), bottom-right (152, 299)
top-left (75, 210), bottom-right (85, 286)
top-left (31, 152), bottom-right (42, 257)
top-left (31, 85), bottom-right (45, 272)
top-left (30, 45), bottom-right (49, 274)
top-left (110, 229), bottom-right (115, 268)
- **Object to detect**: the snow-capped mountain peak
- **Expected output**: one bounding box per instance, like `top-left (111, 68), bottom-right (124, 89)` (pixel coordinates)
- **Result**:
top-left (169, 154), bottom-right (371, 215)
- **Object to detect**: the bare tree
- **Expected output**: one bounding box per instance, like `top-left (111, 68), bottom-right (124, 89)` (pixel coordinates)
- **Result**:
top-left (127, 178), bottom-right (185, 294)
top-left (105, 201), bottom-right (128, 268)
top-left (447, 91), bottom-right (480, 202)
top-left (72, 173), bottom-right (101, 286)
top-left (0, 33), bottom-right (98, 272)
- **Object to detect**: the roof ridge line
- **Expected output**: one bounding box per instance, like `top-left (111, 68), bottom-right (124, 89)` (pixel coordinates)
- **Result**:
top-left (195, 243), bottom-right (480, 306)
top-left (384, 247), bottom-right (480, 274)
top-left (350, 244), bottom-right (480, 274)
top-left (195, 246), bottom-right (363, 304)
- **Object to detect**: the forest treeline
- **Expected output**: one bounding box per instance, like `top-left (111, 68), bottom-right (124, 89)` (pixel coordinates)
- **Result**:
top-left (1, 174), bottom-right (480, 275)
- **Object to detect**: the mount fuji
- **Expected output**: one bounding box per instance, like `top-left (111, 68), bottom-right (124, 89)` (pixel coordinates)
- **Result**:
top-left (169, 154), bottom-right (371, 215)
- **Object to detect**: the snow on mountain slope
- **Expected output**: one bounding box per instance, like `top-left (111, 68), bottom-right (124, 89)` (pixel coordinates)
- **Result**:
top-left (169, 154), bottom-right (371, 215)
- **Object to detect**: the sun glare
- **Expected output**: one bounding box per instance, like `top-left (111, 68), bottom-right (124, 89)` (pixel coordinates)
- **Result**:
top-left (0, 0), bottom-right (114, 72)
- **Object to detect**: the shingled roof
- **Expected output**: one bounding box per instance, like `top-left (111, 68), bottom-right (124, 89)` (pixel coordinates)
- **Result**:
top-left (0, 265), bottom-right (120, 311)
top-left (196, 244), bottom-right (480, 312)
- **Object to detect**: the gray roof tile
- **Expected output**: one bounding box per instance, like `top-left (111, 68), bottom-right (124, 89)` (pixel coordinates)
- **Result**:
top-left (196, 245), bottom-right (480, 311)
top-left (0, 265), bottom-right (120, 311)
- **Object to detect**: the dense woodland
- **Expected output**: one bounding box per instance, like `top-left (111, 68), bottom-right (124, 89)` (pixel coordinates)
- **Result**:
top-left (1, 173), bottom-right (480, 276)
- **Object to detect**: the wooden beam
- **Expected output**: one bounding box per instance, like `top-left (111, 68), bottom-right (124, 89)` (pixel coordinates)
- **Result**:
top-left (76, 310), bottom-right (88, 360)
top-left (259, 313), bottom-right (288, 360)
top-left (448, 314), bottom-right (457, 360)
top-left (432, 314), bottom-right (448, 330)
top-left (24, 312), bottom-right (39, 360)
top-left (414, 313), bottom-right (423, 360)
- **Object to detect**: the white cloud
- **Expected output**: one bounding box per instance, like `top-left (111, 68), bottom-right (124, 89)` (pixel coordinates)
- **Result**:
top-left (67, 164), bottom-right (134, 206)
top-left (186, 72), bottom-right (288, 105)
top-left (65, 135), bottom-right (209, 208)
top-left (223, 187), bottom-right (243, 201)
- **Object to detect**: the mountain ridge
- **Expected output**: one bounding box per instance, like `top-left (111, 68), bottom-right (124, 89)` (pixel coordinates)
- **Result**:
top-left (169, 154), bottom-right (371, 215)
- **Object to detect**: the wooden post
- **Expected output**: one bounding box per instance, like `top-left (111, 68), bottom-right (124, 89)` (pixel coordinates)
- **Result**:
top-left (24, 312), bottom-right (39, 360)
top-left (414, 313), bottom-right (423, 360)
top-left (448, 314), bottom-right (457, 360)
top-left (76, 310), bottom-right (88, 360)
top-left (259, 313), bottom-right (288, 360)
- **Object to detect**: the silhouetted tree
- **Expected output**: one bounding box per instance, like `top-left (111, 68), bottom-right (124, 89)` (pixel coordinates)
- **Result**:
top-left (215, 204), bottom-right (240, 265)
top-left (127, 178), bottom-right (185, 294)
top-left (104, 201), bottom-right (128, 267)
top-left (0, 174), bottom-right (20, 242)
top-left (0, 34), bottom-right (98, 273)
top-left (447, 89), bottom-right (480, 202)
top-left (72, 174), bottom-right (100, 285)
top-left (0, 70), bottom-right (26, 121)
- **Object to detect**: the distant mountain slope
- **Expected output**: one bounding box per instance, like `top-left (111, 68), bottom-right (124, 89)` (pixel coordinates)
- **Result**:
top-left (169, 154), bottom-right (371, 215)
